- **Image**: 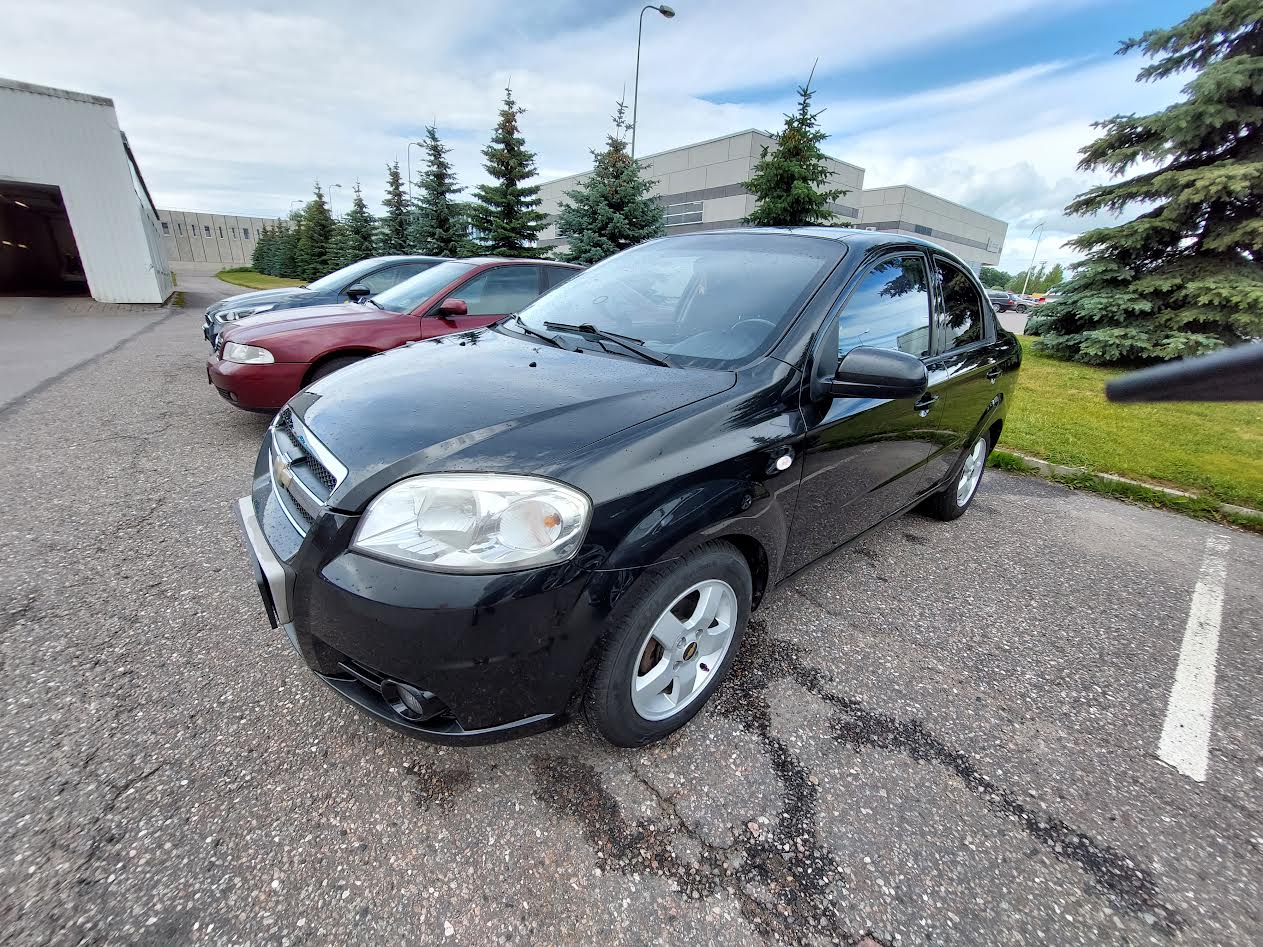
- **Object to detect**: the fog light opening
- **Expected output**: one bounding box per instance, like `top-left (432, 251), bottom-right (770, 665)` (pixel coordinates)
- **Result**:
top-left (382, 680), bottom-right (446, 723)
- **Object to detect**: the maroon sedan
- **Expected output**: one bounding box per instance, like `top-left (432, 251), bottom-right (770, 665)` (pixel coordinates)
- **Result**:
top-left (208, 258), bottom-right (580, 411)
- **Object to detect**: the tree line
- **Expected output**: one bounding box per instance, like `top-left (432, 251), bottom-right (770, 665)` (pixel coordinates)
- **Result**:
top-left (252, 80), bottom-right (848, 280)
top-left (980, 263), bottom-right (1065, 295)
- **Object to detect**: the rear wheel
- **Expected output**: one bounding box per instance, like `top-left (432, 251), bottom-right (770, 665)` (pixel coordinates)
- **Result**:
top-left (920, 433), bottom-right (989, 521)
top-left (309, 355), bottom-right (363, 383)
top-left (584, 542), bottom-right (751, 747)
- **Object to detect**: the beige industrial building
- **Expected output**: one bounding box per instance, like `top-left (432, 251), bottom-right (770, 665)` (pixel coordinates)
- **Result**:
top-left (158, 209), bottom-right (280, 266)
top-left (538, 129), bottom-right (1006, 269)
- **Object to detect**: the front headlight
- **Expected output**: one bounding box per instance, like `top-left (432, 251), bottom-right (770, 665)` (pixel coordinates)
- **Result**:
top-left (352, 474), bottom-right (591, 573)
top-left (219, 303), bottom-right (275, 323)
top-left (222, 341), bottom-right (275, 364)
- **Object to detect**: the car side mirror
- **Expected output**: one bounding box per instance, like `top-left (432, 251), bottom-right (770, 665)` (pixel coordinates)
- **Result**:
top-left (830, 346), bottom-right (928, 399)
top-left (346, 284), bottom-right (371, 303)
top-left (436, 298), bottom-right (468, 317)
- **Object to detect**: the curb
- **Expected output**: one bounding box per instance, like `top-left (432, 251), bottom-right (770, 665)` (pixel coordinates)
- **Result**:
top-left (997, 450), bottom-right (1263, 524)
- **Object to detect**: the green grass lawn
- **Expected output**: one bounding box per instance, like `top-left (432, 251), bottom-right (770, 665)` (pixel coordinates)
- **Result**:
top-left (215, 267), bottom-right (304, 290)
top-left (999, 337), bottom-right (1263, 510)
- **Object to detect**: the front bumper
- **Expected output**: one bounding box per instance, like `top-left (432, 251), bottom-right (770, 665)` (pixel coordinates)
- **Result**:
top-left (208, 354), bottom-right (308, 412)
top-left (233, 491), bottom-right (616, 745)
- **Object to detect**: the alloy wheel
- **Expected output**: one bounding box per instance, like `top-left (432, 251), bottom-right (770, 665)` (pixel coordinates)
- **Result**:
top-left (631, 579), bottom-right (738, 721)
top-left (956, 437), bottom-right (988, 507)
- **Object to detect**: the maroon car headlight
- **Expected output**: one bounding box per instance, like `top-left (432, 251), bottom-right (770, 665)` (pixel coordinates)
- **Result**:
top-left (222, 341), bottom-right (275, 365)
top-left (351, 474), bottom-right (591, 573)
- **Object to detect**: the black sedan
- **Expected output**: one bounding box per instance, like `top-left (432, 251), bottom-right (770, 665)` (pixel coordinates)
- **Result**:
top-left (204, 255), bottom-right (445, 347)
top-left (235, 229), bottom-right (1021, 747)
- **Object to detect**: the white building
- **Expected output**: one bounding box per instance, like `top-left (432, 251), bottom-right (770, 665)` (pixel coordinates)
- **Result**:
top-left (0, 77), bottom-right (172, 303)
top-left (538, 129), bottom-right (1007, 270)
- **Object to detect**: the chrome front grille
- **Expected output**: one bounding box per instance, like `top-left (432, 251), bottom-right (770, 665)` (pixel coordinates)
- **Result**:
top-left (269, 408), bottom-right (347, 535)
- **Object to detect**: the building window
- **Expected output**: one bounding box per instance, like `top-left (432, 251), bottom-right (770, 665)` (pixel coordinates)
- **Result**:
top-left (664, 201), bottom-right (703, 227)
top-left (177, 223), bottom-right (184, 235)
top-left (218, 226), bottom-right (224, 238)
top-left (913, 224), bottom-right (932, 236)
top-left (161, 222), bottom-right (170, 234)
top-left (204, 225), bottom-right (212, 237)
top-left (243, 227), bottom-right (251, 240)
top-left (230, 227), bottom-right (237, 238)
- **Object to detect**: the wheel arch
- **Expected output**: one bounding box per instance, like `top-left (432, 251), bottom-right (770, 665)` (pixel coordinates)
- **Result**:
top-left (302, 348), bottom-right (380, 386)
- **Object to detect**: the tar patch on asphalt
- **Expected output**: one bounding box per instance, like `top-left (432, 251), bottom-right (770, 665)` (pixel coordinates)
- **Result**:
top-left (532, 620), bottom-right (1184, 944)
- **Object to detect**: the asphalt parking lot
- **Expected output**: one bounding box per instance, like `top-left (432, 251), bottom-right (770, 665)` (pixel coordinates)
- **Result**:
top-left (2, 279), bottom-right (1261, 946)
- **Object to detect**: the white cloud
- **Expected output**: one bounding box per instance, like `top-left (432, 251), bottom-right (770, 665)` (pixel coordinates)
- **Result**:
top-left (0, 0), bottom-right (1183, 271)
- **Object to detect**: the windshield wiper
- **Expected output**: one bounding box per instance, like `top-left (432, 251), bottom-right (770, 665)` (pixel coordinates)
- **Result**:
top-left (508, 314), bottom-right (572, 350)
top-left (543, 322), bottom-right (671, 367)
top-left (367, 298), bottom-right (383, 309)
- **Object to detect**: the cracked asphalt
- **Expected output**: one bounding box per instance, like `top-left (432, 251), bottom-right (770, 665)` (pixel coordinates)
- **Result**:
top-left (2, 276), bottom-right (1261, 946)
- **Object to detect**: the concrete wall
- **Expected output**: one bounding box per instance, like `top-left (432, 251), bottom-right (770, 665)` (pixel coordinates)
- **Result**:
top-left (859, 185), bottom-right (1006, 268)
top-left (0, 78), bottom-right (172, 303)
top-left (159, 209), bottom-right (280, 265)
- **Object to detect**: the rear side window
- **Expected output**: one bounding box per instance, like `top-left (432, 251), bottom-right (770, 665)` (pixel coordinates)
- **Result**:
top-left (937, 260), bottom-right (988, 350)
top-left (837, 256), bottom-right (932, 358)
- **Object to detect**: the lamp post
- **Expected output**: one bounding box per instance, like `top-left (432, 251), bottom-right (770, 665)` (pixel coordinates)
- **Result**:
top-left (327, 183), bottom-right (343, 217)
top-left (631, 4), bottom-right (675, 160)
top-left (406, 140), bottom-right (425, 201)
top-left (1021, 222), bottom-right (1046, 296)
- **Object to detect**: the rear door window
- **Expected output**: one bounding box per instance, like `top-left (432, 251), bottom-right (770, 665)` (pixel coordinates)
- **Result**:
top-left (453, 266), bottom-right (544, 316)
top-left (936, 259), bottom-right (991, 351)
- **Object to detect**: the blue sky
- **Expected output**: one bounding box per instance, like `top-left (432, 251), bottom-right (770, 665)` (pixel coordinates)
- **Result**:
top-left (1, 0), bottom-right (1205, 271)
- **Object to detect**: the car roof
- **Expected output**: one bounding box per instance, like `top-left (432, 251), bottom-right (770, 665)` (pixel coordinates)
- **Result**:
top-left (656, 225), bottom-right (987, 275)
top-left (370, 255), bottom-right (449, 264)
top-left (459, 257), bottom-right (582, 267)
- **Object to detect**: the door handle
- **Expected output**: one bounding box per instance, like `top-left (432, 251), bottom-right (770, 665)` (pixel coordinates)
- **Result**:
top-left (986, 366), bottom-right (1003, 383)
top-left (914, 392), bottom-right (938, 416)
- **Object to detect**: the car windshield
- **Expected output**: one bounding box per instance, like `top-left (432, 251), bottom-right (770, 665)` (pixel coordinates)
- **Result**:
top-left (370, 261), bottom-right (476, 313)
top-left (307, 258), bottom-right (394, 293)
top-left (515, 234), bottom-right (840, 369)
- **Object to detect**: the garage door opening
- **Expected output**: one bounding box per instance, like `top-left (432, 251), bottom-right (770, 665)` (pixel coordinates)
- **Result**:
top-left (0, 182), bottom-right (89, 297)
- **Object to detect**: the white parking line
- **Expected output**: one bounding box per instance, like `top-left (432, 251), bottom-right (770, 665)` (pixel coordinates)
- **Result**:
top-left (1157, 534), bottom-right (1231, 782)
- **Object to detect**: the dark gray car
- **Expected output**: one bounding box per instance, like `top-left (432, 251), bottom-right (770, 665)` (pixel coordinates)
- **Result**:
top-left (204, 256), bottom-right (446, 347)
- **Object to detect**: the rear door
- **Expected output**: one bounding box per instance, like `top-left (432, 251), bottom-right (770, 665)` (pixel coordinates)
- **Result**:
top-left (421, 264), bottom-right (545, 336)
top-left (785, 252), bottom-right (938, 574)
top-left (918, 255), bottom-right (1001, 486)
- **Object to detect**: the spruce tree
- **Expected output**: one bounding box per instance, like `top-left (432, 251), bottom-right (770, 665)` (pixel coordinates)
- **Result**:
top-left (295, 183), bottom-right (335, 282)
top-left (276, 213), bottom-right (302, 279)
top-left (251, 225), bottom-right (270, 272)
top-left (330, 182), bottom-right (377, 268)
top-left (1029, 1), bottom-right (1263, 364)
top-left (410, 125), bottom-right (472, 257)
top-left (469, 86), bottom-right (548, 257)
top-left (555, 101), bottom-right (665, 265)
top-left (377, 162), bottom-right (411, 255)
top-left (743, 75), bottom-right (847, 227)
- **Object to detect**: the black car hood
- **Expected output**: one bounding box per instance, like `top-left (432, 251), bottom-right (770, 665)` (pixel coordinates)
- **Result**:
top-left (292, 328), bottom-right (735, 512)
top-left (208, 286), bottom-right (312, 315)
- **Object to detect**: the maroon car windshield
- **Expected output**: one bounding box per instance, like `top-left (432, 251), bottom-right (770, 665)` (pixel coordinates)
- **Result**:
top-left (371, 260), bottom-right (476, 312)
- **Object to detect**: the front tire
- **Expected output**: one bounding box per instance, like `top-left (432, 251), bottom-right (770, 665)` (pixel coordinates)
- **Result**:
top-left (921, 433), bottom-right (990, 521)
top-left (584, 542), bottom-right (752, 747)
top-left (309, 354), bottom-right (363, 383)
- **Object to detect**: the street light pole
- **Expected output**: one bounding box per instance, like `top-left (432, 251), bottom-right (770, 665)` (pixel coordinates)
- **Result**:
top-left (631, 4), bottom-right (676, 161)
top-left (1021, 223), bottom-right (1046, 296)
top-left (406, 140), bottom-right (425, 202)
top-left (327, 183), bottom-right (343, 218)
